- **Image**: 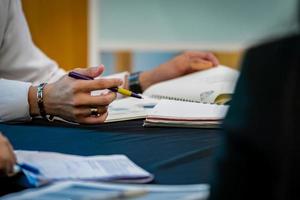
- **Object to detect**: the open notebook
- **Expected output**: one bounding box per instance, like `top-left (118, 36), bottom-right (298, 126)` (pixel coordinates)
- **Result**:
top-left (106, 65), bottom-right (238, 123)
top-left (143, 65), bottom-right (239, 104)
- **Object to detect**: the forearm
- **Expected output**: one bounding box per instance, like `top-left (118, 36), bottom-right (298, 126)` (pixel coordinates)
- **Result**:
top-left (138, 67), bottom-right (168, 92)
top-left (135, 51), bottom-right (219, 92)
top-left (126, 69), bottom-right (163, 93)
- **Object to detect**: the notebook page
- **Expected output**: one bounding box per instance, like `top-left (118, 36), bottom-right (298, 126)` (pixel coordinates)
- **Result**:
top-left (29, 156), bottom-right (151, 180)
top-left (105, 97), bottom-right (159, 122)
top-left (1, 181), bottom-right (209, 200)
top-left (143, 65), bottom-right (239, 103)
top-left (147, 100), bottom-right (229, 120)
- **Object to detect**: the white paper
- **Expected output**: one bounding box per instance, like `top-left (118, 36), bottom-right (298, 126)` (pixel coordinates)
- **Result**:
top-left (15, 150), bottom-right (153, 186)
top-left (105, 96), bottom-right (159, 122)
top-left (147, 100), bottom-right (229, 120)
top-left (144, 100), bottom-right (228, 128)
top-left (143, 65), bottom-right (239, 103)
top-left (1, 181), bottom-right (209, 200)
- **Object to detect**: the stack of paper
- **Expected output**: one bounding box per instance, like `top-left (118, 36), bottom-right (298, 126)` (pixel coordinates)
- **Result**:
top-left (2, 181), bottom-right (209, 200)
top-left (144, 100), bottom-right (229, 128)
top-left (15, 150), bottom-right (153, 187)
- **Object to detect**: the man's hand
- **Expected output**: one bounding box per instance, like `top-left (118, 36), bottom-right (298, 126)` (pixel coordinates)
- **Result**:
top-left (0, 133), bottom-right (16, 176)
top-left (29, 65), bottom-right (123, 124)
top-left (139, 51), bottom-right (219, 91)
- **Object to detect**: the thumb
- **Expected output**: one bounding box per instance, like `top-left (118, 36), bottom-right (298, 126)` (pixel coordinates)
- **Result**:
top-left (74, 64), bottom-right (105, 78)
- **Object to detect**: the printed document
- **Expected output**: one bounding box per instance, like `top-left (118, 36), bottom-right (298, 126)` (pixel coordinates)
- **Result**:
top-left (15, 150), bottom-right (153, 186)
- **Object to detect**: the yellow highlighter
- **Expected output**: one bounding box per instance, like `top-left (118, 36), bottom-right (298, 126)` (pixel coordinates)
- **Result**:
top-left (109, 87), bottom-right (143, 99)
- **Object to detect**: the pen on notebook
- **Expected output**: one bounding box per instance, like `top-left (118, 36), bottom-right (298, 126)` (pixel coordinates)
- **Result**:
top-left (15, 163), bottom-right (41, 175)
top-left (68, 71), bottom-right (143, 99)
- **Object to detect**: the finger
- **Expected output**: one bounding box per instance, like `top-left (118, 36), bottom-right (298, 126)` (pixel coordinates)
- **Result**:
top-left (184, 51), bottom-right (207, 57)
top-left (73, 64), bottom-right (105, 78)
top-left (75, 106), bottom-right (108, 117)
top-left (190, 59), bottom-right (214, 71)
top-left (187, 51), bottom-right (219, 66)
top-left (204, 53), bottom-right (219, 66)
top-left (5, 159), bottom-right (14, 175)
top-left (6, 141), bottom-right (17, 164)
top-left (74, 92), bottom-right (117, 107)
top-left (3, 143), bottom-right (16, 175)
top-left (77, 78), bottom-right (123, 92)
top-left (0, 134), bottom-right (17, 164)
top-left (0, 153), bottom-right (14, 176)
top-left (123, 74), bottom-right (129, 90)
top-left (78, 112), bottom-right (109, 124)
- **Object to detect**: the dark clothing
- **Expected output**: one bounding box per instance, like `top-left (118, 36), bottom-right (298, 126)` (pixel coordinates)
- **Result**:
top-left (210, 34), bottom-right (300, 200)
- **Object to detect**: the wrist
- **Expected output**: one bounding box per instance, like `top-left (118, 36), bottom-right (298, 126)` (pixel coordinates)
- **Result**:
top-left (42, 83), bottom-right (54, 116)
top-left (28, 84), bottom-right (54, 119)
top-left (28, 86), bottom-right (39, 116)
top-left (139, 70), bottom-right (157, 91)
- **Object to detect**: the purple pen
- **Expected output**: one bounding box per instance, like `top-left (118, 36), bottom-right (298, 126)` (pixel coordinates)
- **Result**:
top-left (68, 71), bottom-right (143, 99)
top-left (68, 71), bottom-right (93, 80)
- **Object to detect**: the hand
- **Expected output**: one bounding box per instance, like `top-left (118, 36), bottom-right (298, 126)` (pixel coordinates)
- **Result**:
top-left (0, 133), bottom-right (16, 176)
top-left (29, 65), bottom-right (123, 124)
top-left (139, 51), bottom-right (219, 91)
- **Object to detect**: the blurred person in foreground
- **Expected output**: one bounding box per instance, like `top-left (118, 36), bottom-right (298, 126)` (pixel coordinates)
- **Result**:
top-left (209, 3), bottom-right (300, 200)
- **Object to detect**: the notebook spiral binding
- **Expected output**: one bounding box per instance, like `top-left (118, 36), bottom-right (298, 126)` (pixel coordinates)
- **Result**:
top-left (150, 94), bottom-right (206, 104)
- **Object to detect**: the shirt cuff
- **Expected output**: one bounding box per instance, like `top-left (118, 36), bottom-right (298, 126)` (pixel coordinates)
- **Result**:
top-left (0, 79), bottom-right (32, 122)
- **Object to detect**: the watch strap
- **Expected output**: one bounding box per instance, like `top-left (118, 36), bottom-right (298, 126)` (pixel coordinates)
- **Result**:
top-left (128, 71), bottom-right (143, 93)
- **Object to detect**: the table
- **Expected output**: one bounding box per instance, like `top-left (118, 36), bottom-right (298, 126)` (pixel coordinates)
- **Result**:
top-left (0, 119), bottom-right (222, 196)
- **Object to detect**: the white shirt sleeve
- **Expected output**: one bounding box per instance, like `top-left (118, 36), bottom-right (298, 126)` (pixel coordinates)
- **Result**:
top-left (0, 0), bottom-right (65, 122)
top-left (0, 79), bottom-right (31, 122)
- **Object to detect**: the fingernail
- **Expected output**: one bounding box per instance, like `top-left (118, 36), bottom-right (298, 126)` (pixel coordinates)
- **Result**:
top-left (89, 66), bottom-right (99, 71)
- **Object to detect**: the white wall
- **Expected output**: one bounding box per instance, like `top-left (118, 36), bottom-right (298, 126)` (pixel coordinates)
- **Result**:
top-left (97, 0), bottom-right (298, 50)
top-left (89, 0), bottom-right (298, 67)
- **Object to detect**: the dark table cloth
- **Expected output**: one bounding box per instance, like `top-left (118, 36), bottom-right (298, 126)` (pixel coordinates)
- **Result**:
top-left (0, 119), bottom-right (222, 196)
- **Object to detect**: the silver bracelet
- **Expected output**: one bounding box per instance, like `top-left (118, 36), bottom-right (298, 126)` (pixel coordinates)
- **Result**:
top-left (37, 83), bottom-right (48, 119)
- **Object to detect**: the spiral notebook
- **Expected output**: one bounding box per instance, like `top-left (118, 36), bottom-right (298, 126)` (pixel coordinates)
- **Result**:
top-left (143, 65), bottom-right (239, 104)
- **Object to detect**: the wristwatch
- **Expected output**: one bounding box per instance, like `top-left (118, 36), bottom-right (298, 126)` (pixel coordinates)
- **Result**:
top-left (128, 71), bottom-right (142, 94)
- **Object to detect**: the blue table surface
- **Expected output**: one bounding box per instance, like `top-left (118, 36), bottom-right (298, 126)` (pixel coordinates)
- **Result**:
top-left (0, 119), bottom-right (222, 195)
